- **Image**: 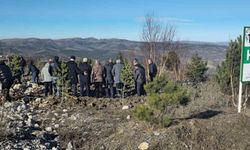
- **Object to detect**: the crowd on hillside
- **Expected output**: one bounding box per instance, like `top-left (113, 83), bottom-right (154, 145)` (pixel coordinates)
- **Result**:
top-left (0, 55), bottom-right (157, 101)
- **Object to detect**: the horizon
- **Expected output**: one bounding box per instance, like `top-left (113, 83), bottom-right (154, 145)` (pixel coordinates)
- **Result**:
top-left (0, 0), bottom-right (249, 42)
top-left (0, 36), bottom-right (229, 44)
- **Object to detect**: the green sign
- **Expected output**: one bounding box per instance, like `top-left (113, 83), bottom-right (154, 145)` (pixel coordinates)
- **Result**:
top-left (241, 27), bottom-right (250, 82)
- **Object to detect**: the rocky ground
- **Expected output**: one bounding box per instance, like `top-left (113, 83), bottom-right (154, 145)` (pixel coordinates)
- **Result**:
top-left (0, 81), bottom-right (250, 150)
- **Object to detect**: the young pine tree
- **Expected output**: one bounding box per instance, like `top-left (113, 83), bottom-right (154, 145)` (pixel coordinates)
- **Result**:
top-left (185, 53), bottom-right (208, 85)
top-left (57, 61), bottom-right (71, 99)
top-left (9, 55), bottom-right (21, 79)
top-left (121, 60), bottom-right (135, 95)
top-left (215, 36), bottom-right (242, 105)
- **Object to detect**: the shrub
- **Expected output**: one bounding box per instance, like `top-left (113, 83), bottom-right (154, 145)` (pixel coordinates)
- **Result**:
top-left (215, 36), bottom-right (241, 95)
top-left (185, 53), bottom-right (208, 84)
top-left (133, 105), bottom-right (154, 122)
top-left (134, 75), bottom-right (189, 127)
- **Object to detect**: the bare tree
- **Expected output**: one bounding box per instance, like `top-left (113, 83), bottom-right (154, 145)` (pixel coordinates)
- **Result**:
top-left (141, 13), bottom-right (177, 77)
top-left (142, 13), bottom-right (162, 62)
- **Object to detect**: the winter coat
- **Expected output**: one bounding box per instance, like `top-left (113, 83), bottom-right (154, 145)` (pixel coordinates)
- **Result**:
top-left (52, 56), bottom-right (61, 77)
top-left (0, 61), bottom-right (13, 89)
top-left (104, 63), bottom-right (114, 84)
top-left (67, 60), bottom-right (80, 84)
top-left (41, 63), bottom-right (53, 82)
top-left (92, 64), bottom-right (104, 83)
top-left (134, 64), bottom-right (146, 83)
top-left (27, 64), bottom-right (39, 75)
top-left (149, 63), bottom-right (157, 78)
top-left (79, 62), bottom-right (92, 84)
top-left (20, 57), bottom-right (26, 68)
top-left (112, 63), bottom-right (124, 84)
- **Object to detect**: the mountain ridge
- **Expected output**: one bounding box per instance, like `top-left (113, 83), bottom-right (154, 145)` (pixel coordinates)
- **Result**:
top-left (0, 38), bottom-right (227, 65)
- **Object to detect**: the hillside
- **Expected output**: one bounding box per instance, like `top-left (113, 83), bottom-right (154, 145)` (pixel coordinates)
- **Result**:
top-left (0, 38), bottom-right (226, 65)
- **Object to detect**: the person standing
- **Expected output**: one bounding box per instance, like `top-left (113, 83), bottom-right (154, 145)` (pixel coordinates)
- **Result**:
top-left (92, 60), bottom-right (104, 98)
top-left (52, 56), bottom-right (61, 96)
top-left (79, 58), bottom-right (92, 97)
top-left (16, 56), bottom-right (26, 83)
top-left (133, 59), bottom-right (146, 96)
top-left (0, 59), bottom-right (13, 101)
top-left (112, 59), bottom-right (124, 96)
top-left (26, 60), bottom-right (39, 83)
top-left (66, 56), bottom-right (81, 96)
top-left (104, 58), bottom-right (114, 98)
top-left (41, 59), bottom-right (53, 97)
top-left (148, 58), bottom-right (157, 81)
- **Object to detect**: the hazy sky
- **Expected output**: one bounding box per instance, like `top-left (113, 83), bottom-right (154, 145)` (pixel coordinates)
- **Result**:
top-left (0, 0), bottom-right (249, 42)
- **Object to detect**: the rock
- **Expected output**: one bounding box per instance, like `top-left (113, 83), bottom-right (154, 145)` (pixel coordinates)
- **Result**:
top-left (39, 144), bottom-right (46, 149)
top-left (126, 115), bottom-right (131, 120)
top-left (23, 96), bottom-right (30, 104)
top-left (122, 105), bottom-right (129, 110)
top-left (35, 98), bottom-right (42, 103)
top-left (54, 124), bottom-right (59, 129)
top-left (63, 109), bottom-right (68, 112)
top-left (70, 115), bottom-right (77, 120)
top-left (17, 106), bottom-right (22, 112)
top-left (54, 113), bottom-right (59, 117)
top-left (46, 127), bottom-right (52, 132)
top-left (13, 84), bottom-right (22, 90)
top-left (67, 141), bottom-right (73, 150)
top-left (138, 142), bottom-right (149, 150)
top-left (4, 102), bottom-right (13, 108)
top-left (34, 123), bottom-right (39, 128)
top-left (62, 113), bottom-right (68, 118)
top-left (153, 131), bottom-right (160, 136)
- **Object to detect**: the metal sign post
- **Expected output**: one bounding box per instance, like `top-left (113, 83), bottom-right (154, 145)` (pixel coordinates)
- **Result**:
top-left (239, 26), bottom-right (250, 113)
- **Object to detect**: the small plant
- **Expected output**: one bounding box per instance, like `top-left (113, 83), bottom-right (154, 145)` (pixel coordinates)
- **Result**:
top-left (133, 105), bottom-right (154, 122)
top-left (57, 61), bottom-right (71, 99)
top-left (134, 75), bottom-right (189, 127)
top-left (185, 53), bottom-right (208, 85)
top-left (9, 55), bottom-right (21, 78)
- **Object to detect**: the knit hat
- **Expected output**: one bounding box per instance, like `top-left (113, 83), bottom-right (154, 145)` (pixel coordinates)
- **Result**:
top-left (70, 56), bottom-right (76, 60)
top-left (83, 57), bottom-right (88, 62)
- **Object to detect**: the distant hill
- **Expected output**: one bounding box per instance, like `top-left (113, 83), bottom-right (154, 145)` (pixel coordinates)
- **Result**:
top-left (0, 38), bottom-right (227, 66)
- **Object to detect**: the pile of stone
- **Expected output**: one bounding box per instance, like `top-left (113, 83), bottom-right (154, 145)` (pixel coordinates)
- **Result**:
top-left (0, 99), bottom-right (60, 150)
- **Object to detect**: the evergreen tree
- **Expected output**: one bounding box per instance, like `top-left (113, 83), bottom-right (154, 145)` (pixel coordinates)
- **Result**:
top-left (215, 36), bottom-right (242, 105)
top-left (57, 61), bottom-right (71, 99)
top-left (9, 55), bottom-right (21, 78)
top-left (121, 59), bottom-right (135, 95)
top-left (185, 53), bottom-right (208, 84)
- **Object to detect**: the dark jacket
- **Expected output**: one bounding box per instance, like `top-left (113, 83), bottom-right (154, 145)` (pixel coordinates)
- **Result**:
top-left (104, 63), bottom-right (114, 84)
top-left (67, 60), bottom-right (80, 84)
top-left (112, 63), bottom-right (124, 84)
top-left (149, 63), bottom-right (157, 78)
top-left (27, 63), bottom-right (39, 75)
top-left (53, 56), bottom-right (60, 70)
top-left (79, 62), bottom-right (92, 84)
top-left (0, 61), bottom-right (13, 89)
top-left (134, 64), bottom-right (146, 83)
top-left (20, 57), bottom-right (26, 68)
top-left (52, 56), bottom-right (61, 77)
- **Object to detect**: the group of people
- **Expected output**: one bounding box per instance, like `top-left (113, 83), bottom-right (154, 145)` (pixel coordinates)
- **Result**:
top-left (0, 55), bottom-right (158, 101)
